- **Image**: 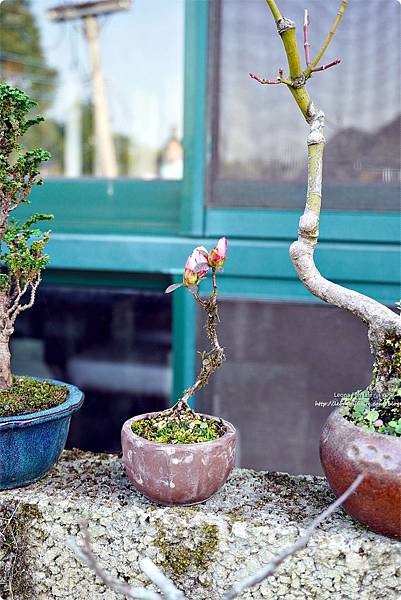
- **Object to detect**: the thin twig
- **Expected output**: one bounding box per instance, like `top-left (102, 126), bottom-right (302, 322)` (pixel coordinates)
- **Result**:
top-left (139, 558), bottom-right (186, 600)
top-left (249, 72), bottom-right (281, 85)
top-left (69, 523), bottom-right (187, 599)
top-left (311, 59), bottom-right (341, 72)
top-left (303, 9), bottom-right (311, 66)
top-left (222, 473), bottom-right (364, 599)
top-left (304, 0), bottom-right (347, 78)
top-left (177, 273), bottom-right (225, 406)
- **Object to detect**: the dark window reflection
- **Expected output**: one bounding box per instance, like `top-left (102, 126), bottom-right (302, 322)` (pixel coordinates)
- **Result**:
top-left (196, 300), bottom-right (374, 475)
top-left (11, 286), bottom-right (172, 452)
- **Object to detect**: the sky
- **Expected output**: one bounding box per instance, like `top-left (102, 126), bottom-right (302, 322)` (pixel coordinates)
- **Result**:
top-left (30, 0), bottom-right (185, 147)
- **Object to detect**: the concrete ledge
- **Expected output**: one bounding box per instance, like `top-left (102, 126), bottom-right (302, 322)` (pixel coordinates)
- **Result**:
top-left (0, 450), bottom-right (400, 600)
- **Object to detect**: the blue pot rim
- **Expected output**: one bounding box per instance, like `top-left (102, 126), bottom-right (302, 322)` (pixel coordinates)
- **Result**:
top-left (0, 377), bottom-right (84, 430)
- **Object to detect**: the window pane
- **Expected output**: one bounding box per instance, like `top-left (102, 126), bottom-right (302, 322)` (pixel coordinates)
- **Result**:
top-left (1, 0), bottom-right (184, 179)
top-left (12, 286), bottom-right (172, 452)
top-left (196, 300), bottom-right (373, 476)
top-left (209, 0), bottom-right (400, 209)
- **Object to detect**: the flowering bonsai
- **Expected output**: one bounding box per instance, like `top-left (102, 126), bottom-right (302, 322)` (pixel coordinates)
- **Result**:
top-left (131, 237), bottom-right (228, 443)
top-left (121, 238), bottom-right (236, 505)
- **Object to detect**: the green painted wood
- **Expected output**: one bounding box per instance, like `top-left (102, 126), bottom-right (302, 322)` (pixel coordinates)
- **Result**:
top-left (180, 0), bottom-right (208, 236)
top-left (172, 277), bottom-right (196, 409)
top-left (21, 179), bottom-right (181, 235)
top-left (44, 234), bottom-right (399, 284)
top-left (206, 208), bottom-right (401, 244)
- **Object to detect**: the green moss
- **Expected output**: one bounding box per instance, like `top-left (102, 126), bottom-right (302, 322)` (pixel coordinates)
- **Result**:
top-left (0, 502), bottom-right (43, 599)
top-left (131, 409), bottom-right (225, 444)
top-left (155, 523), bottom-right (219, 577)
top-left (0, 375), bottom-right (68, 417)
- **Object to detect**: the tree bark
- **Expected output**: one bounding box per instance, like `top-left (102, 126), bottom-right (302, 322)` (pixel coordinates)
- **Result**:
top-left (0, 337), bottom-right (12, 388)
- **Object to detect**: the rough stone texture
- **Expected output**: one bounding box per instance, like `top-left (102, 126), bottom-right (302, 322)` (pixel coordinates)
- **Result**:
top-left (0, 450), bottom-right (400, 600)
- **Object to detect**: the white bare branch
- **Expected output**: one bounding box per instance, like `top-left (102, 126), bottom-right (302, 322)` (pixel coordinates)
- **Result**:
top-left (67, 521), bottom-right (186, 600)
top-left (67, 477), bottom-right (364, 600)
top-left (222, 474), bottom-right (364, 599)
top-left (139, 558), bottom-right (186, 600)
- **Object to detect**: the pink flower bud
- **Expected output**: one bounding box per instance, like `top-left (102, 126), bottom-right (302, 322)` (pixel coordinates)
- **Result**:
top-left (208, 237), bottom-right (228, 268)
top-left (374, 419), bottom-right (383, 427)
top-left (183, 247), bottom-right (209, 287)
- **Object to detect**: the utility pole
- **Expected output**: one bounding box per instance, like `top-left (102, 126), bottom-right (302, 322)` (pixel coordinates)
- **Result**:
top-left (48, 0), bottom-right (131, 178)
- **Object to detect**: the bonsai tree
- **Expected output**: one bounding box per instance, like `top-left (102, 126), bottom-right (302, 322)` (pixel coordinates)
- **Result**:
top-left (166, 238), bottom-right (227, 406)
top-left (250, 0), bottom-right (400, 431)
top-left (0, 83), bottom-right (52, 388)
top-left (130, 238), bottom-right (228, 443)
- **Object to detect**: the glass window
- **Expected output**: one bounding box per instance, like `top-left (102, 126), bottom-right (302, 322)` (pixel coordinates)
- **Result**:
top-left (12, 286), bottom-right (172, 452)
top-left (0, 0), bottom-right (184, 179)
top-left (208, 0), bottom-right (400, 210)
top-left (196, 299), bottom-right (373, 475)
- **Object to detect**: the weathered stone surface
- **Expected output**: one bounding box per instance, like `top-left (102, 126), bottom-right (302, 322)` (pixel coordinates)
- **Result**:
top-left (0, 450), bottom-right (400, 600)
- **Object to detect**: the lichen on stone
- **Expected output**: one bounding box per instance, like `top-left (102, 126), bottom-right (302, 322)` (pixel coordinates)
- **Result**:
top-left (155, 522), bottom-right (219, 577)
top-left (0, 501), bottom-right (43, 599)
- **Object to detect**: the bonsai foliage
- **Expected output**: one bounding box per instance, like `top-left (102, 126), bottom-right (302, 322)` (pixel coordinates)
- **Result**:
top-left (254, 1), bottom-right (401, 425)
top-left (0, 83), bottom-right (52, 388)
top-left (166, 237), bottom-right (228, 409)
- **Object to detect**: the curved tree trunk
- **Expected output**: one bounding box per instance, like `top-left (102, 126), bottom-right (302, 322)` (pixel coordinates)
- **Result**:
top-left (263, 0), bottom-right (401, 402)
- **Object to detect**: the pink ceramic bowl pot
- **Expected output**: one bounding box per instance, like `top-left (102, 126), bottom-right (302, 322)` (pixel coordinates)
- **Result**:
top-left (121, 412), bottom-right (236, 506)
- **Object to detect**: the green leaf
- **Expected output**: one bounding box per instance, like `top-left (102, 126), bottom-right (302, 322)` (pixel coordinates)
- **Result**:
top-left (365, 410), bottom-right (379, 422)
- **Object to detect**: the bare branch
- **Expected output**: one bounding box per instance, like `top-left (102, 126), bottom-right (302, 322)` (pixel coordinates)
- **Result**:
top-left (249, 72), bottom-right (281, 85)
top-left (222, 474), bottom-right (365, 600)
top-left (8, 275), bottom-right (41, 325)
top-left (67, 521), bottom-right (181, 600)
top-left (139, 558), bottom-right (186, 600)
top-left (178, 270), bottom-right (225, 405)
top-left (311, 59), bottom-right (341, 72)
top-left (303, 9), bottom-right (311, 66)
top-left (7, 279), bottom-right (28, 317)
top-left (304, 0), bottom-right (347, 78)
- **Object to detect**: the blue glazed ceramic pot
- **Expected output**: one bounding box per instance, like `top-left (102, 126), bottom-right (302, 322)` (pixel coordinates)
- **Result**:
top-left (0, 378), bottom-right (84, 490)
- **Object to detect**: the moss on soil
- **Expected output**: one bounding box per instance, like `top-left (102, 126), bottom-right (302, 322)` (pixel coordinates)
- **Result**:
top-left (131, 403), bottom-right (226, 444)
top-left (0, 376), bottom-right (68, 418)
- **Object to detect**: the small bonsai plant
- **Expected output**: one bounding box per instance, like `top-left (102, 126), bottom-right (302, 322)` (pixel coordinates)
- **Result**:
top-left (0, 83), bottom-right (68, 411)
top-left (132, 237), bottom-right (228, 443)
top-left (0, 84), bottom-right (84, 490)
top-left (121, 238), bottom-right (236, 505)
top-left (256, 0), bottom-right (400, 538)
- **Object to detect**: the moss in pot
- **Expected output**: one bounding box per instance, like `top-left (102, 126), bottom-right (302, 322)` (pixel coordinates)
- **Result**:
top-left (121, 238), bottom-right (237, 506)
top-left (257, 0), bottom-right (401, 538)
top-left (0, 84), bottom-right (84, 490)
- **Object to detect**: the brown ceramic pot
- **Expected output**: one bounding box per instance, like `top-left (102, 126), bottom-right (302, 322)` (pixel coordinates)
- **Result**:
top-left (320, 409), bottom-right (401, 539)
top-left (121, 412), bottom-right (236, 506)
